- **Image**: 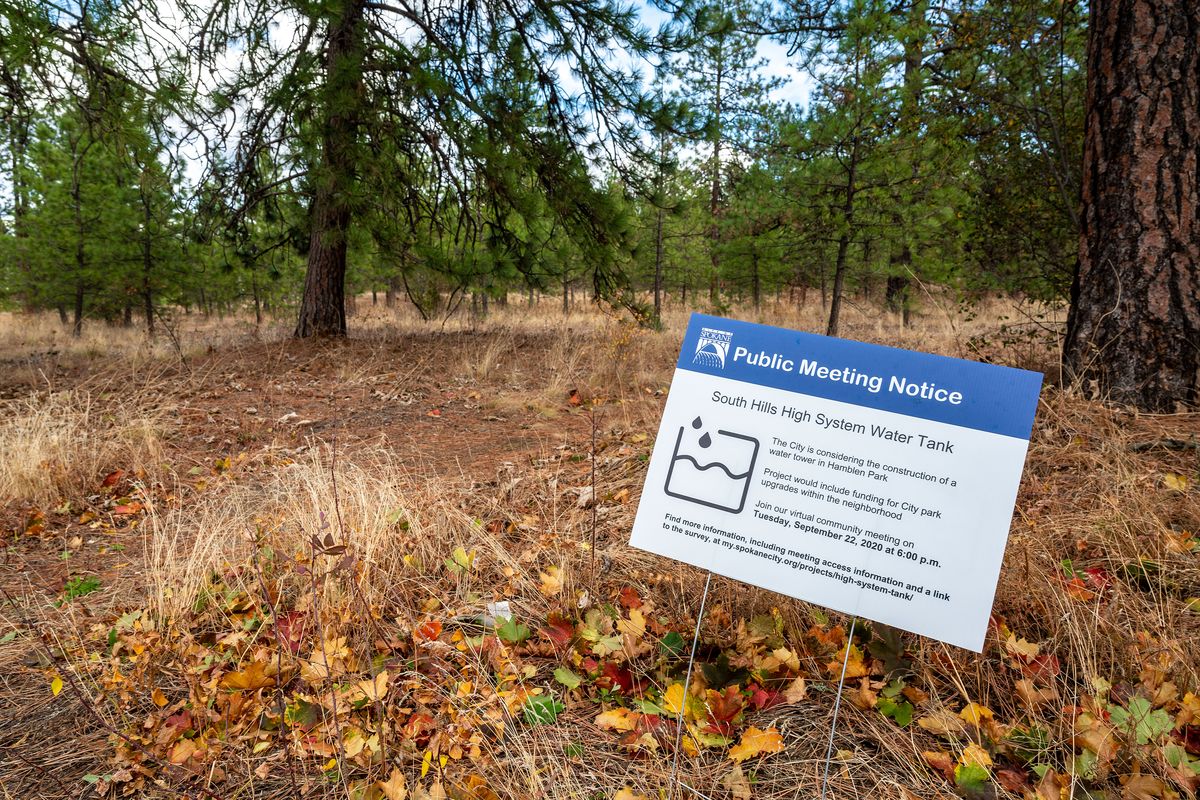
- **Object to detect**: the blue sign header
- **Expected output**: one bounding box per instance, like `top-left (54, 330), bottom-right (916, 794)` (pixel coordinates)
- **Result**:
top-left (678, 314), bottom-right (1042, 439)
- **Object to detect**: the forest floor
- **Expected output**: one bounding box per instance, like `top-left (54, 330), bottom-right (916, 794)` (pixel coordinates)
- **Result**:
top-left (1, 298), bottom-right (1198, 800)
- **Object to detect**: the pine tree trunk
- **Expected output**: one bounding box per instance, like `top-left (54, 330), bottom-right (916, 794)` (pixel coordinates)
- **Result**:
top-left (709, 61), bottom-right (724, 304)
top-left (8, 111), bottom-right (33, 311)
top-left (826, 137), bottom-right (860, 337)
top-left (142, 190), bottom-right (155, 335)
top-left (1063, 0), bottom-right (1199, 409)
top-left (654, 205), bottom-right (665, 323)
top-left (294, 0), bottom-right (365, 338)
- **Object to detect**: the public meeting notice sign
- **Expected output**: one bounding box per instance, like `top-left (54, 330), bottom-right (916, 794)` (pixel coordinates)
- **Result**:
top-left (630, 314), bottom-right (1043, 651)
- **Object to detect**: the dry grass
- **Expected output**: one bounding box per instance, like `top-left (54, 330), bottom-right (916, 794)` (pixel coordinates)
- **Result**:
top-left (0, 390), bottom-right (166, 509)
top-left (1, 294), bottom-right (1194, 800)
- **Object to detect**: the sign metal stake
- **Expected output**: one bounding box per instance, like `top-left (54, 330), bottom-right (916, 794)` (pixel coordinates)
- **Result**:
top-left (669, 570), bottom-right (714, 800)
top-left (815, 616), bottom-right (858, 800)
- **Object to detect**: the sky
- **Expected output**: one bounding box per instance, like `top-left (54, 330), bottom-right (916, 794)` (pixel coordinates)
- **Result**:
top-left (1, 0), bottom-right (814, 211)
top-left (635, 0), bottom-right (813, 108)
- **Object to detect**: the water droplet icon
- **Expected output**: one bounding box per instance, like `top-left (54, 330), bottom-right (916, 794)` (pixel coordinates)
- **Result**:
top-left (699, 432), bottom-right (712, 448)
top-left (691, 416), bottom-right (703, 429)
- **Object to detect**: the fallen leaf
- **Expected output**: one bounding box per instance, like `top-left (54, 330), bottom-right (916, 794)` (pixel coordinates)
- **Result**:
top-left (612, 789), bottom-right (647, 800)
top-left (960, 702), bottom-right (995, 726)
top-left (661, 683), bottom-right (686, 716)
top-left (728, 726), bottom-right (785, 762)
top-left (922, 750), bottom-right (955, 781)
top-left (959, 742), bottom-right (992, 769)
top-left (354, 670), bottom-right (389, 702)
top-left (596, 708), bottom-right (637, 732)
top-left (538, 566), bottom-right (564, 597)
top-left (995, 768), bottom-right (1029, 793)
top-left (920, 710), bottom-right (968, 739)
top-left (722, 765), bottom-right (752, 800)
top-left (152, 687), bottom-right (168, 707)
top-left (50, 675), bottom-right (63, 696)
top-left (220, 660), bottom-right (276, 691)
top-left (169, 737), bottom-right (200, 765)
top-left (1163, 473), bottom-right (1190, 493)
top-left (826, 643), bottom-right (868, 679)
top-left (1121, 773), bottom-right (1175, 800)
top-left (783, 676), bottom-right (808, 704)
top-left (618, 586), bottom-right (643, 609)
top-left (1005, 635), bottom-right (1041, 659)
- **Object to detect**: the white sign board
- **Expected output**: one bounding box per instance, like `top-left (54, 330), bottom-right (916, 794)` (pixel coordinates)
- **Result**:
top-left (630, 314), bottom-right (1042, 651)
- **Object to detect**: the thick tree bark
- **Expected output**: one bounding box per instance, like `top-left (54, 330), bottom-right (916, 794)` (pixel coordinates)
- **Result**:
top-left (294, 0), bottom-right (365, 338)
top-left (1063, 0), bottom-right (1199, 409)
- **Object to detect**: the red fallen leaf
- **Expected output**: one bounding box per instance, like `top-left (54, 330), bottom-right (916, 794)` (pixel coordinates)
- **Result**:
top-left (567, 389), bottom-right (583, 407)
top-left (1019, 652), bottom-right (1061, 682)
top-left (1063, 576), bottom-right (1096, 602)
top-left (275, 610), bottom-right (307, 655)
top-left (101, 470), bottom-right (125, 488)
top-left (748, 684), bottom-right (782, 711)
top-left (425, 408), bottom-right (442, 417)
top-left (1083, 567), bottom-right (1111, 592)
top-left (112, 502), bottom-right (143, 516)
top-left (414, 620), bottom-right (442, 642)
top-left (541, 614), bottom-right (576, 649)
top-left (156, 709), bottom-right (194, 744)
top-left (996, 768), bottom-right (1031, 793)
top-left (922, 750), bottom-right (955, 781)
top-left (1181, 725), bottom-right (1200, 754)
top-left (704, 686), bottom-right (745, 735)
top-left (401, 711), bottom-right (436, 742)
top-left (618, 586), bottom-right (643, 610)
top-left (600, 661), bottom-right (635, 694)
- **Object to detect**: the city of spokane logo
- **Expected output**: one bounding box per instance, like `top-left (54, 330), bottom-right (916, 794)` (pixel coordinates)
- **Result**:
top-left (693, 327), bottom-right (733, 368)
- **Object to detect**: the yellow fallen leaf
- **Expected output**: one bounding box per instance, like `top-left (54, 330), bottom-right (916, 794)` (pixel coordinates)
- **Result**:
top-left (826, 644), bottom-right (868, 679)
top-left (613, 788), bottom-right (648, 800)
top-left (538, 566), bottom-right (564, 597)
top-left (1004, 634), bottom-right (1040, 659)
top-left (220, 660), bottom-right (276, 691)
top-left (1163, 473), bottom-right (1190, 492)
top-left (421, 749), bottom-right (433, 777)
top-left (321, 757), bottom-right (338, 772)
top-left (152, 687), bottom-right (168, 707)
top-left (959, 742), bottom-right (993, 769)
top-left (169, 738), bottom-right (199, 765)
top-left (960, 702), bottom-right (995, 726)
top-left (376, 767), bottom-right (410, 796)
top-left (50, 675), bottom-right (63, 696)
top-left (728, 726), bottom-right (785, 762)
top-left (661, 683), bottom-right (686, 716)
top-left (596, 708), bottom-right (636, 732)
top-left (355, 670), bottom-right (389, 702)
top-left (616, 608), bottom-right (646, 639)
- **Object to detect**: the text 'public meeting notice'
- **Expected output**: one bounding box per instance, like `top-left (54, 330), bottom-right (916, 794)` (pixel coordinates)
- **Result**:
top-left (630, 314), bottom-right (1042, 651)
